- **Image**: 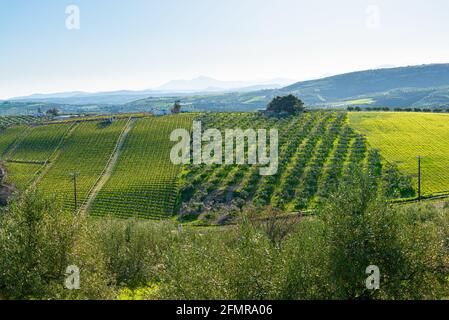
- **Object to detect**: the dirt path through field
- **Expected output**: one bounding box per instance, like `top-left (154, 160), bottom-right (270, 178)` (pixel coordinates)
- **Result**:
top-left (79, 118), bottom-right (137, 215)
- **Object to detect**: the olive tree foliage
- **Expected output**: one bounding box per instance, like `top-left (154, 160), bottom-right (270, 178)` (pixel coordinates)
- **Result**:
top-left (45, 108), bottom-right (60, 117)
top-left (266, 95), bottom-right (305, 114)
top-left (171, 100), bottom-right (182, 114)
top-left (317, 169), bottom-right (448, 299)
top-left (158, 222), bottom-right (281, 300)
top-left (0, 191), bottom-right (114, 299)
top-left (159, 168), bottom-right (449, 300)
top-left (93, 217), bottom-right (178, 289)
top-left (0, 173), bottom-right (447, 300)
top-left (245, 205), bottom-right (301, 245)
top-left (320, 169), bottom-right (406, 299)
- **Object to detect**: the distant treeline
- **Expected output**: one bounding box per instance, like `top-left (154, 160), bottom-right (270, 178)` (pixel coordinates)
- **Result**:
top-left (348, 106), bottom-right (449, 113)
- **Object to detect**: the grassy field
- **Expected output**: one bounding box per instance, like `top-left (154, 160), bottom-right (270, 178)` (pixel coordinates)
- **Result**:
top-left (349, 112), bottom-right (449, 196)
top-left (344, 98), bottom-right (374, 105)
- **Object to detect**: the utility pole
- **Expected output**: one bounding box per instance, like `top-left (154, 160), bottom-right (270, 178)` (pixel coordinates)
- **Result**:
top-left (70, 172), bottom-right (79, 211)
top-left (417, 156), bottom-right (421, 202)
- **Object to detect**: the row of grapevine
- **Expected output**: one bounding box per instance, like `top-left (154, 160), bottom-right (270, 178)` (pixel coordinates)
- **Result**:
top-left (0, 126), bottom-right (28, 157)
top-left (3, 162), bottom-right (43, 190)
top-left (4, 123), bottom-right (72, 163)
top-left (36, 120), bottom-right (128, 210)
top-left (90, 114), bottom-right (193, 219)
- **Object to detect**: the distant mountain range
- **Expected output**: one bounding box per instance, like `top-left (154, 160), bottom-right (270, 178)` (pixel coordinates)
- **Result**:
top-left (127, 64), bottom-right (449, 112)
top-left (155, 76), bottom-right (295, 92)
top-left (2, 64), bottom-right (449, 115)
top-left (8, 77), bottom-right (296, 106)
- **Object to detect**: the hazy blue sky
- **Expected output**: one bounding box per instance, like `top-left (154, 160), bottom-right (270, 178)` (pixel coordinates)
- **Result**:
top-left (1, 0), bottom-right (449, 98)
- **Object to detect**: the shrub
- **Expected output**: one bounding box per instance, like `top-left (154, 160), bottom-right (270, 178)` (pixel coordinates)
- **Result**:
top-left (279, 219), bottom-right (331, 299)
top-left (0, 191), bottom-right (114, 299)
top-left (1, 180), bottom-right (447, 300)
top-left (94, 218), bottom-right (178, 289)
top-left (321, 169), bottom-right (448, 299)
top-left (266, 95), bottom-right (304, 114)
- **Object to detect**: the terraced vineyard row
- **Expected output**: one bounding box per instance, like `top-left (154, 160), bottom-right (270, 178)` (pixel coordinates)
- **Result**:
top-left (90, 114), bottom-right (193, 218)
top-left (4, 123), bottom-right (72, 163)
top-left (1, 114), bottom-right (194, 218)
top-left (36, 120), bottom-right (128, 210)
top-left (178, 112), bottom-right (414, 219)
top-left (0, 125), bottom-right (42, 190)
top-left (0, 126), bottom-right (28, 157)
top-left (3, 162), bottom-right (43, 190)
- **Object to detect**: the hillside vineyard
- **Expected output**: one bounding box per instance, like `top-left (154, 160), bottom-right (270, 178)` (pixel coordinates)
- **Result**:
top-left (0, 112), bottom-right (414, 219)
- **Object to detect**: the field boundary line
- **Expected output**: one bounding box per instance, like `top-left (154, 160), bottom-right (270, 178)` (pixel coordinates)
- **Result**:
top-left (5, 159), bottom-right (47, 165)
top-left (391, 193), bottom-right (449, 205)
top-left (78, 117), bottom-right (136, 215)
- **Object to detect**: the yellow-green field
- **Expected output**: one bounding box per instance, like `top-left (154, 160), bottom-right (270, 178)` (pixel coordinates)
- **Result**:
top-left (344, 98), bottom-right (374, 105)
top-left (350, 112), bottom-right (449, 196)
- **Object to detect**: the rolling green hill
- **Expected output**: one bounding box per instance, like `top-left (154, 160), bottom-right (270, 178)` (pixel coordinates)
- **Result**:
top-left (4, 64), bottom-right (449, 116)
top-left (126, 64), bottom-right (449, 112)
top-left (281, 64), bottom-right (449, 103)
top-left (0, 112), bottom-right (416, 222)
